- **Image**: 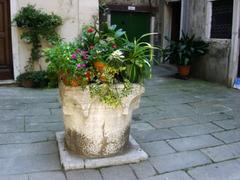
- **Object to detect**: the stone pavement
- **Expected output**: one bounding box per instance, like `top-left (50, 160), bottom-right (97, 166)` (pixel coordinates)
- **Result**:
top-left (0, 65), bottom-right (240, 180)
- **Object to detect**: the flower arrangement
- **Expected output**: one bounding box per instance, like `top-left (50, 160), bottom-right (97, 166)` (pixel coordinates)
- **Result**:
top-left (44, 23), bottom-right (154, 106)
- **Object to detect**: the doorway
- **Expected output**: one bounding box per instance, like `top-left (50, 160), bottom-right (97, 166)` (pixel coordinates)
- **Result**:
top-left (170, 1), bottom-right (181, 41)
top-left (0, 0), bottom-right (13, 80)
top-left (111, 11), bottom-right (151, 42)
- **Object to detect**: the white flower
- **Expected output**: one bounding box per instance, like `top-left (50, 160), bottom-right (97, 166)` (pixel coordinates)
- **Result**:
top-left (111, 50), bottom-right (124, 59)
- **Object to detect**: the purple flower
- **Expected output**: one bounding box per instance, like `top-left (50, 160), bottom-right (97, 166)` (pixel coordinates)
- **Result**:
top-left (81, 50), bottom-right (88, 55)
top-left (81, 51), bottom-right (89, 60)
top-left (71, 54), bottom-right (77, 60)
top-left (76, 64), bottom-right (87, 69)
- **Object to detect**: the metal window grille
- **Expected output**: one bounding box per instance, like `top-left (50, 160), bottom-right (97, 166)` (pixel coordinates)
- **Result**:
top-left (210, 0), bottom-right (233, 39)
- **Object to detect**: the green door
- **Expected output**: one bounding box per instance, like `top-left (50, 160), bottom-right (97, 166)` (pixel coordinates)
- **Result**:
top-left (111, 11), bottom-right (151, 42)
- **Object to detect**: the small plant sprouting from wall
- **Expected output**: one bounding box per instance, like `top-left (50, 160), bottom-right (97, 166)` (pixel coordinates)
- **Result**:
top-left (13, 4), bottom-right (62, 71)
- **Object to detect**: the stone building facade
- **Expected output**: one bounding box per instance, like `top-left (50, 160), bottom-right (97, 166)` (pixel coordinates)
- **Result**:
top-left (159, 0), bottom-right (240, 86)
top-left (103, 0), bottom-right (240, 86)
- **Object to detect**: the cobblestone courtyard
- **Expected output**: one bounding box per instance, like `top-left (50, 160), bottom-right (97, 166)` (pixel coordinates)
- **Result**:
top-left (1, 65), bottom-right (240, 180)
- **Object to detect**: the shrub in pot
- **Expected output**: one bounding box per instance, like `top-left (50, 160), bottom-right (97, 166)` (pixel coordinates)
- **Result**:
top-left (44, 23), bottom-right (155, 157)
top-left (17, 72), bottom-right (34, 88)
top-left (163, 33), bottom-right (209, 77)
top-left (17, 71), bottom-right (49, 88)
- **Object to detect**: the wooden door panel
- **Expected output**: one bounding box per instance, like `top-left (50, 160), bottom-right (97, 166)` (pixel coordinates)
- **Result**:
top-left (0, 3), bottom-right (4, 32)
top-left (0, 38), bottom-right (7, 65)
top-left (0, 0), bottom-right (13, 80)
top-left (111, 11), bottom-right (151, 42)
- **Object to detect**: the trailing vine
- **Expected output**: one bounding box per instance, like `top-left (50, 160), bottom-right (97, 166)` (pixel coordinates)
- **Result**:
top-left (13, 4), bottom-right (62, 71)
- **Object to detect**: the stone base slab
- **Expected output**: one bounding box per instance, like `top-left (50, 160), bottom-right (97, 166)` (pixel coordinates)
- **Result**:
top-left (56, 132), bottom-right (148, 170)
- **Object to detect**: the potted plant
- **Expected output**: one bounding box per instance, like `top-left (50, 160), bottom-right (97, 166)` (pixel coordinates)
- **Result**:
top-left (16, 71), bottom-right (49, 88)
top-left (163, 33), bottom-right (209, 77)
top-left (16, 72), bottom-right (34, 88)
top-left (44, 23), bottom-right (154, 157)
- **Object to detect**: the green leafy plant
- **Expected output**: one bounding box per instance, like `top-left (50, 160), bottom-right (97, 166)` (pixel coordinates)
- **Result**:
top-left (121, 33), bottom-right (155, 83)
top-left (44, 23), bottom-right (155, 106)
top-left (163, 33), bottom-right (209, 66)
top-left (13, 4), bottom-right (62, 71)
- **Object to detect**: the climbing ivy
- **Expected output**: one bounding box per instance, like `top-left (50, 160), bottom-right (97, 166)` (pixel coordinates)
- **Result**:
top-left (13, 4), bottom-right (62, 71)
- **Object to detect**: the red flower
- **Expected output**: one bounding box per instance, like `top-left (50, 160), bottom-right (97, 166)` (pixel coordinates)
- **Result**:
top-left (87, 27), bottom-right (94, 33)
top-left (89, 45), bottom-right (95, 49)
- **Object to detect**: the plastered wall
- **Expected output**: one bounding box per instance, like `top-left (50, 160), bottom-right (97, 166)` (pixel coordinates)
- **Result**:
top-left (10, 0), bottom-right (99, 78)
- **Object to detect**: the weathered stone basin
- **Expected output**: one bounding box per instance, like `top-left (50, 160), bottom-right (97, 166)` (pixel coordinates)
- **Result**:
top-left (59, 82), bottom-right (144, 158)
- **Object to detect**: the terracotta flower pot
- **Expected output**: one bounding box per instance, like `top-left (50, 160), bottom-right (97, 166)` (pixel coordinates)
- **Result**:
top-left (59, 82), bottom-right (145, 158)
top-left (21, 80), bottom-right (33, 88)
top-left (178, 66), bottom-right (191, 76)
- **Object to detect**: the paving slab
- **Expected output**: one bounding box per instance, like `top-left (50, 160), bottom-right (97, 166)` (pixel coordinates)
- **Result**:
top-left (212, 119), bottom-right (240, 130)
top-left (134, 106), bottom-right (160, 115)
top-left (0, 154), bottom-right (61, 175)
top-left (66, 169), bottom-right (102, 180)
top-left (189, 101), bottom-right (232, 115)
top-left (25, 122), bottom-right (64, 132)
top-left (150, 151), bottom-right (211, 174)
top-left (188, 159), bottom-right (240, 180)
top-left (0, 132), bottom-right (55, 145)
top-left (0, 141), bottom-right (58, 158)
top-left (25, 102), bottom-right (61, 109)
top-left (100, 165), bottom-right (137, 180)
top-left (212, 129), bottom-right (240, 143)
top-left (50, 108), bottom-right (63, 115)
top-left (28, 171), bottom-right (66, 180)
top-left (131, 122), bottom-right (155, 132)
top-left (0, 174), bottom-right (28, 180)
top-left (25, 115), bottom-right (63, 123)
top-left (168, 135), bottom-right (223, 151)
top-left (141, 141), bottom-right (175, 156)
top-left (187, 113), bottom-right (234, 124)
top-left (148, 117), bottom-right (196, 129)
top-left (130, 161), bottom-right (157, 179)
top-left (171, 123), bottom-right (223, 137)
top-left (143, 171), bottom-right (193, 180)
top-left (133, 129), bottom-right (179, 143)
top-left (0, 118), bottom-right (24, 133)
top-left (201, 142), bottom-right (240, 162)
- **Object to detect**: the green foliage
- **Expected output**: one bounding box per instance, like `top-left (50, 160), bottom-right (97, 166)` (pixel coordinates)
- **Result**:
top-left (162, 33), bottom-right (209, 66)
top-left (13, 4), bottom-right (62, 71)
top-left (121, 33), bottom-right (156, 83)
top-left (44, 23), bottom-right (154, 106)
top-left (17, 71), bottom-right (49, 88)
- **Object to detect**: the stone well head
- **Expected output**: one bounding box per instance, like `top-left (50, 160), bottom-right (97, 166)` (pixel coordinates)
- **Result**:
top-left (59, 83), bottom-right (144, 158)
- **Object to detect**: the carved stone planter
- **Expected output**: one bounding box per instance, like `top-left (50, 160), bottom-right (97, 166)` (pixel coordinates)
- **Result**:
top-left (59, 82), bottom-right (144, 158)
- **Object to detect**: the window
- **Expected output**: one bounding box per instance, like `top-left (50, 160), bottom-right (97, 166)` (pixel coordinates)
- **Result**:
top-left (210, 0), bottom-right (233, 39)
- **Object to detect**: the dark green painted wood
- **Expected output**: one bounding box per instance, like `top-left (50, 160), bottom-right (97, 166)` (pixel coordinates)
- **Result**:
top-left (111, 11), bottom-right (151, 42)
